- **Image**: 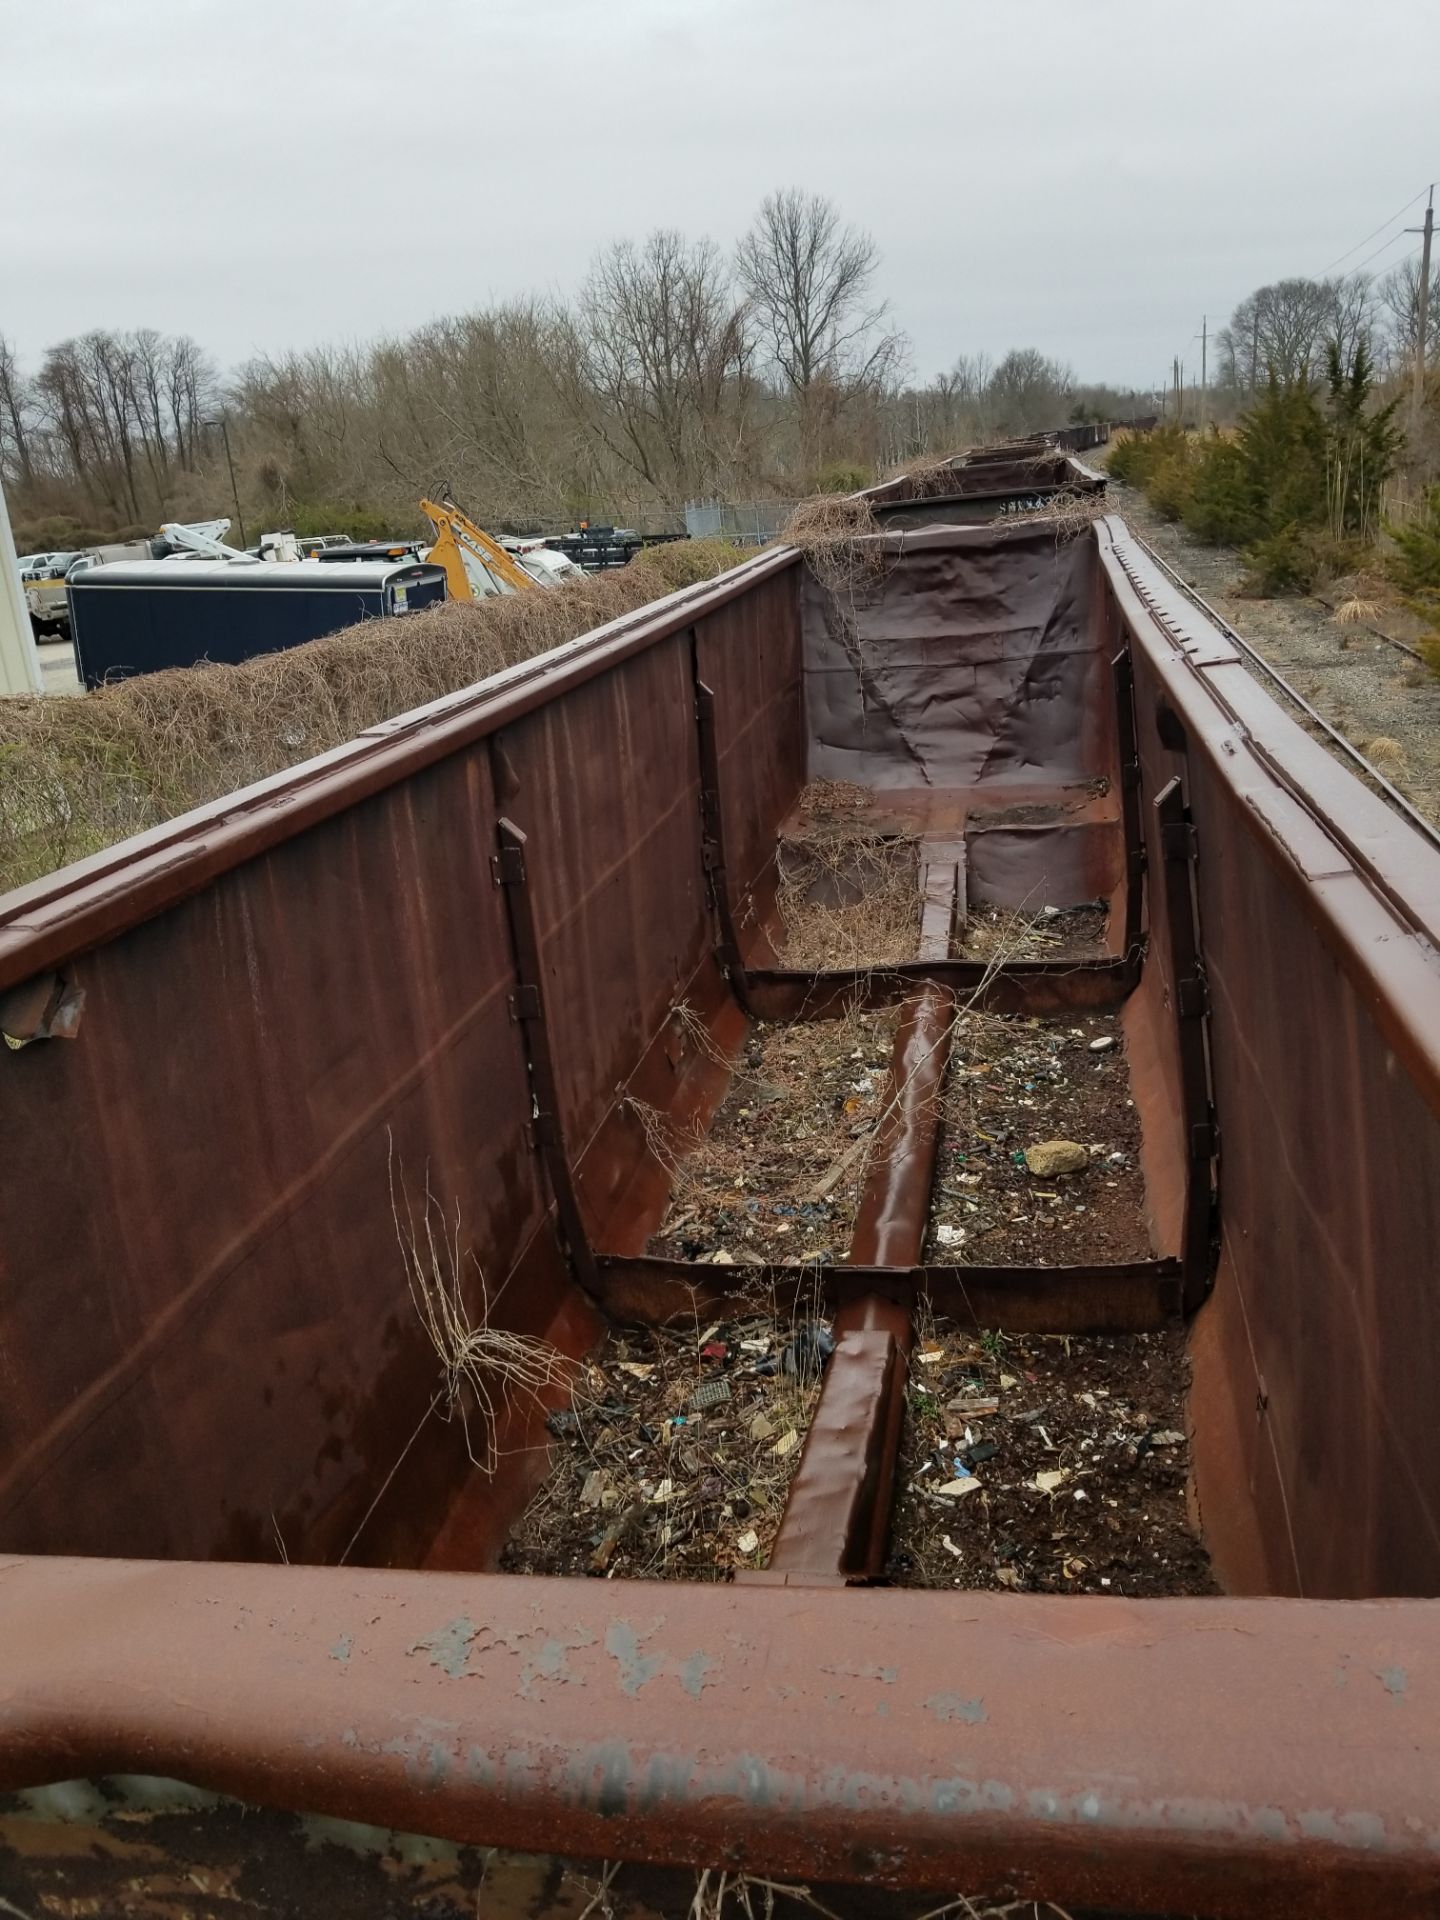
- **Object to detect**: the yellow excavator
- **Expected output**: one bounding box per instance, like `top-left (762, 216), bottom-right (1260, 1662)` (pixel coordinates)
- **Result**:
top-left (419, 498), bottom-right (539, 600)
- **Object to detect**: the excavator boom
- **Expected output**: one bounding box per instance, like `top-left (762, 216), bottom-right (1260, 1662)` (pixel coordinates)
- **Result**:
top-left (419, 498), bottom-right (538, 600)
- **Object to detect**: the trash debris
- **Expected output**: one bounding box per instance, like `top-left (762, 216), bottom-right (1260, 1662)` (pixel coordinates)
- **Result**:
top-left (502, 1310), bottom-right (825, 1582)
top-left (689, 1378), bottom-right (732, 1412)
top-left (918, 1347), bottom-right (947, 1366)
top-left (940, 1534), bottom-right (963, 1557)
top-left (886, 1316), bottom-right (1214, 1598)
top-left (736, 1529), bottom-right (759, 1555)
top-left (646, 1003), bottom-right (902, 1263)
top-left (755, 1321), bottom-right (836, 1377)
top-left (1089, 1034), bottom-right (1117, 1053)
top-left (926, 1011), bottom-right (1150, 1266)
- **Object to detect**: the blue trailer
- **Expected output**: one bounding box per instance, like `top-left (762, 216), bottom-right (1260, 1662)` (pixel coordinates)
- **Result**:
top-left (68, 556), bottom-right (448, 688)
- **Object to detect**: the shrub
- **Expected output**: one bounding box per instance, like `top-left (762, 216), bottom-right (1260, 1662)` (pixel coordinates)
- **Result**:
top-left (1145, 449), bottom-right (1195, 522)
top-left (1388, 485), bottom-right (1440, 593)
top-left (1180, 439), bottom-right (1258, 545)
top-left (812, 462), bottom-right (871, 495)
top-left (1240, 524), bottom-right (1316, 596)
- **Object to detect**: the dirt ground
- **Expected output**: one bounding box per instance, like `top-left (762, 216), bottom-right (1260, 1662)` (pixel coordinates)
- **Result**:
top-left (646, 1005), bottom-right (899, 1265)
top-left (1106, 472), bottom-right (1440, 825)
top-left (925, 1009), bottom-right (1149, 1266)
top-left (885, 1317), bottom-right (1213, 1597)
top-left (500, 1310), bottom-right (826, 1580)
top-left (958, 901), bottom-right (1110, 962)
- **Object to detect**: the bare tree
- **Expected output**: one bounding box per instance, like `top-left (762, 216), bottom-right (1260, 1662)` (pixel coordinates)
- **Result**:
top-left (0, 334), bottom-right (35, 485)
top-left (737, 191), bottom-right (906, 405)
top-left (554, 230), bottom-right (752, 509)
top-left (1215, 277), bottom-right (1370, 394)
top-left (1378, 256), bottom-right (1440, 372)
top-left (986, 348), bottom-right (1075, 435)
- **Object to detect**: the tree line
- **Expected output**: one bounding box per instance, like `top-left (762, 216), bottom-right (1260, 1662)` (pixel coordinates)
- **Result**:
top-left (1193, 260), bottom-right (1438, 412)
top-left (1, 190), bottom-right (1146, 548)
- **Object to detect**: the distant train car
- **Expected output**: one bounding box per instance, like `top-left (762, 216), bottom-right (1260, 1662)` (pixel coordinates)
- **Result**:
top-left (68, 556), bottom-right (447, 688)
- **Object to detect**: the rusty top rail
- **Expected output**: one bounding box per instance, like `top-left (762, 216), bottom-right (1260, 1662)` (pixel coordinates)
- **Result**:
top-left (1, 1554), bottom-right (1437, 1920)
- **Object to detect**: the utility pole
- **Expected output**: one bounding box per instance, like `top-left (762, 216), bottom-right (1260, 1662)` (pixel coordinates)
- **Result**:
top-left (1199, 316), bottom-right (1208, 435)
top-left (1407, 186), bottom-right (1435, 421)
top-left (204, 416), bottom-right (247, 548)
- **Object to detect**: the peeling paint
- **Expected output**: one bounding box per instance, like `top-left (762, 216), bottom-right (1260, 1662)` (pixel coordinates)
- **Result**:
top-left (1379, 1665), bottom-right (1408, 1698)
top-left (926, 1693), bottom-right (987, 1725)
top-left (330, 1634), bottom-right (353, 1664)
top-left (408, 1618), bottom-right (477, 1679)
top-left (605, 1621), bottom-right (663, 1696)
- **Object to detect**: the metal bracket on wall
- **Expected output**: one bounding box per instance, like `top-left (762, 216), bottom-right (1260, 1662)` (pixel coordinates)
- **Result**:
top-left (1154, 776), bottom-right (1217, 1311)
top-left (1110, 646), bottom-right (1146, 962)
top-left (491, 814), bottom-right (599, 1297)
top-left (690, 640), bottom-right (753, 1014)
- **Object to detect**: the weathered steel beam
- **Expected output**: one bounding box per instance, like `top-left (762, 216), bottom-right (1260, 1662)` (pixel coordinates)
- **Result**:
top-left (591, 1253), bottom-right (1182, 1332)
top-left (4, 1556), bottom-right (1439, 1920)
top-left (745, 953), bottom-right (1135, 1021)
top-left (690, 653), bottom-right (752, 1014)
top-left (760, 979), bottom-right (954, 1583)
top-left (492, 815), bottom-right (599, 1297)
top-left (1154, 776), bottom-right (1217, 1311)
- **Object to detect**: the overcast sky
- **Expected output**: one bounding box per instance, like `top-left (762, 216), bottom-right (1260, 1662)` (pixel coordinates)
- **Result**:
top-left (4, 0), bottom-right (1437, 391)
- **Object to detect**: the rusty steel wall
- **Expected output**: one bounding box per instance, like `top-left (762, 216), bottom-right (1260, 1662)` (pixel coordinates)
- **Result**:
top-left (0, 748), bottom-right (580, 1567)
top-left (1101, 519), bottom-right (1440, 1597)
top-left (695, 570), bottom-right (806, 918)
top-left (0, 553), bottom-right (797, 1570)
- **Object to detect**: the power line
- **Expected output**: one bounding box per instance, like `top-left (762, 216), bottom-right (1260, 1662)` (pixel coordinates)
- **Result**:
top-left (1316, 184), bottom-right (1431, 276)
top-left (1348, 229), bottom-right (1420, 279)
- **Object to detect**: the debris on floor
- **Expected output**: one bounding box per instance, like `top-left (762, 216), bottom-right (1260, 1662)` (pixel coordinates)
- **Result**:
top-left (500, 1309), bottom-right (830, 1580)
top-left (926, 1009), bottom-right (1151, 1264)
top-left (958, 901), bottom-right (1111, 961)
top-left (886, 1318), bottom-right (1214, 1596)
top-left (775, 781), bottom-right (919, 969)
top-left (646, 1004), bottom-right (899, 1263)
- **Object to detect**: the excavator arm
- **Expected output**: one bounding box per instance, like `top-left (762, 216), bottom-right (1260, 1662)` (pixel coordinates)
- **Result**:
top-left (419, 499), bottom-right (538, 600)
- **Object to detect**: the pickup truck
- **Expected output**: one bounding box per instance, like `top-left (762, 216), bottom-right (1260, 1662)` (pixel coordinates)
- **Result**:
top-left (21, 552), bottom-right (82, 638)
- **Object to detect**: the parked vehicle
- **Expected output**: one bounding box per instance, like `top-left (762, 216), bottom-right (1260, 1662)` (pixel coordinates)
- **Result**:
top-left (67, 554), bottom-right (447, 686)
top-left (21, 552), bottom-right (82, 637)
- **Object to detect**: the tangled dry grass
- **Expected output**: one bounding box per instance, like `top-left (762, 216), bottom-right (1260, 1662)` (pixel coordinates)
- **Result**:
top-left (1002, 486), bottom-right (1111, 543)
top-left (879, 451), bottom-right (964, 499)
top-left (774, 780), bottom-right (920, 971)
top-left (779, 494), bottom-right (891, 660)
top-left (0, 539), bottom-right (743, 896)
top-left (388, 1141), bottom-right (576, 1476)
